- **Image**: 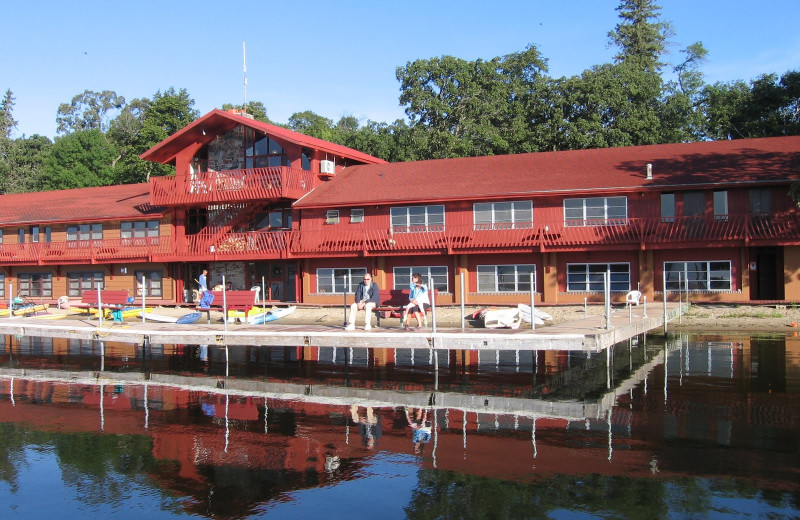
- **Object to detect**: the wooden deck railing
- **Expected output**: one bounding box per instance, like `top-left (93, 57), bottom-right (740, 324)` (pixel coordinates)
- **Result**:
top-left (2, 213), bottom-right (798, 265)
top-left (149, 167), bottom-right (317, 205)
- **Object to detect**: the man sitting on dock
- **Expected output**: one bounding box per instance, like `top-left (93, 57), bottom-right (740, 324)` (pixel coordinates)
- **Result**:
top-left (345, 273), bottom-right (380, 331)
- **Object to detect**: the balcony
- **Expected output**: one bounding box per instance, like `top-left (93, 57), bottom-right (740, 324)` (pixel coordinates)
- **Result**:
top-left (0, 237), bottom-right (174, 265)
top-left (149, 167), bottom-right (318, 206)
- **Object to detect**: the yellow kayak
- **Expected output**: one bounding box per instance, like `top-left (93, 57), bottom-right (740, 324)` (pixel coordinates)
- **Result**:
top-left (12, 304), bottom-right (50, 316)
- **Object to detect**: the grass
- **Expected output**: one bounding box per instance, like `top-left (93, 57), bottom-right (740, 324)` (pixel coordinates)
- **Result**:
top-left (719, 311), bottom-right (784, 319)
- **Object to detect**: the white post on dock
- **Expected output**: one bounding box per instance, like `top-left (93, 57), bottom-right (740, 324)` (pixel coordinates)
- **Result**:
top-left (97, 285), bottom-right (103, 326)
top-left (604, 270), bottom-right (611, 330)
top-left (7, 283), bottom-right (12, 319)
top-left (460, 273), bottom-right (465, 329)
top-left (643, 296), bottom-right (648, 317)
top-left (141, 275), bottom-right (147, 324)
top-left (530, 272), bottom-right (536, 331)
top-left (262, 276), bottom-right (266, 323)
top-left (663, 269), bottom-right (668, 335)
top-left (684, 263), bottom-right (690, 312)
top-left (584, 297), bottom-right (588, 318)
top-left (222, 275), bottom-right (228, 333)
top-left (429, 275), bottom-right (437, 334)
top-left (678, 272), bottom-right (682, 325)
top-left (342, 273), bottom-right (348, 327)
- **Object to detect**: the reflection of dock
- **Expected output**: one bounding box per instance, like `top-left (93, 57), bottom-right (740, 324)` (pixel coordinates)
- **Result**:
top-left (0, 303), bottom-right (685, 352)
top-left (0, 338), bottom-right (681, 422)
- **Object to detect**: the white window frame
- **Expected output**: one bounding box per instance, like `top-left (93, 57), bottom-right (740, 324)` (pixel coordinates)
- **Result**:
top-left (316, 267), bottom-right (368, 294)
top-left (121, 220), bottom-right (160, 239)
top-left (473, 201), bottom-right (533, 230)
top-left (350, 208), bottom-right (364, 223)
top-left (390, 205), bottom-right (445, 233)
top-left (325, 210), bottom-right (340, 225)
top-left (393, 266), bottom-right (449, 292)
top-left (477, 264), bottom-right (536, 293)
top-left (564, 196), bottom-right (627, 226)
top-left (664, 261), bottom-right (732, 291)
top-left (567, 263), bottom-right (631, 292)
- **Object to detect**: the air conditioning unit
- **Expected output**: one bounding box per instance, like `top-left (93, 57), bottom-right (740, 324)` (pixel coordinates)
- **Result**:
top-left (320, 160), bottom-right (335, 174)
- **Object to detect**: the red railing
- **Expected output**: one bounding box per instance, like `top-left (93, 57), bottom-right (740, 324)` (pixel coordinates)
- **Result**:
top-left (0, 237), bottom-right (173, 265)
top-left (2, 213), bottom-right (798, 265)
top-left (149, 167), bottom-right (317, 206)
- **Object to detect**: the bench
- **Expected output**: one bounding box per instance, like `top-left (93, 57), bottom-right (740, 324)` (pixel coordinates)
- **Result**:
top-left (72, 290), bottom-right (131, 321)
top-left (373, 289), bottom-right (438, 327)
top-left (196, 290), bottom-right (258, 324)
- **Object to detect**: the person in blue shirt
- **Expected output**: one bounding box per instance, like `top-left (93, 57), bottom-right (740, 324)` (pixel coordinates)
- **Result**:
top-left (198, 269), bottom-right (208, 292)
top-left (402, 273), bottom-right (429, 330)
top-left (345, 273), bottom-right (380, 330)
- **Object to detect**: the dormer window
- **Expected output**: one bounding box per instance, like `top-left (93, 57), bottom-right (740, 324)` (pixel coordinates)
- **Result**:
top-left (243, 128), bottom-right (289, 168)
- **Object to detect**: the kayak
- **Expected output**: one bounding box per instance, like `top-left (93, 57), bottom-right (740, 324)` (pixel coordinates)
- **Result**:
top-left (517, 303), bottom-right (552, 324)
top-left (248, 306), bottom-right (296, 325)
top-left (12, 304), bottom-right (50, 316)
top-left (476, 307), bottom-right (523, 329)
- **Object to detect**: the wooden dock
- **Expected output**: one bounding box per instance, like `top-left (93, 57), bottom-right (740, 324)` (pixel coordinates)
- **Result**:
top-left (0, 303), bottom-right (685, 352)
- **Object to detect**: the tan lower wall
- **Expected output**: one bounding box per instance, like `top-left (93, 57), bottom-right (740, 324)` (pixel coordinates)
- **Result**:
top-left (784, 246), bottom-right (800, 301)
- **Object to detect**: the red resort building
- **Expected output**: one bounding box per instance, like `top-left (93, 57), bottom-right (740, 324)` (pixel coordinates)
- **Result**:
top-left (1, 109), bottom-right (799, 307)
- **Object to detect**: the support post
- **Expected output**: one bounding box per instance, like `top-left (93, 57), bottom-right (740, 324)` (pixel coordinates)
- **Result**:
top-left (460, 273), bottom-right (465, 330)
top-left (530, 272), bottom-right (536, 330)
top-left (141, 275), bottom-right (146, 324)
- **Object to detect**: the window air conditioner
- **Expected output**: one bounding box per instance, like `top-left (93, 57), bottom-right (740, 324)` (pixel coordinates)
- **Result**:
top-left (320, 160), bottom-right (335, 174)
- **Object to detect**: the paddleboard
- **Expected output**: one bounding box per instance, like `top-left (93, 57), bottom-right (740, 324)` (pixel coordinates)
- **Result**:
top-left (32, 313), bottom-right (67, 320)
top-left (138, 312), bottom-right (178, 323)
top-left (176, 312), bottom-right (203, 324)
top-left (249, 305), bottom-right (296, 325)
top-left (517, 303), bottom-right (551, 324)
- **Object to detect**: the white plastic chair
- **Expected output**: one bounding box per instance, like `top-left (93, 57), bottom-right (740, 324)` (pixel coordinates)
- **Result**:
top-left (57, 295), bottom-right (70, 309)
top-left (625, 290), bottom-right (642, 306)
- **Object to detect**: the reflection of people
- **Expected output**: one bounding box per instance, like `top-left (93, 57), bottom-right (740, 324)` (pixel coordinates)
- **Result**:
top-left (405, 407), bottom-right (432, 454)
top-left (198, 269), bottom-right (208, 292)
top-left (350, 405), bottom-right (382, 448)
top-left (345, 273), bottom-right (380, 331)
top-left (402, 274), bottom-right (429, 330)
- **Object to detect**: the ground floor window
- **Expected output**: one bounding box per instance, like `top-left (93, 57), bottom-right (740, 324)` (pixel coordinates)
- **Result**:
top-left (18, 273), bottom-right (53, 298)
top-left (567, 263), bottom-right (630, 292)
top-left (477, 264), bottom-right (535, 292)
top-left (393, 266), bottom-right (448, 292)
top-left (317, 267), bottom-right (367, 294)
top-left (134, 271), bottom-right (163, 298)
top-left (664, 261), bottom-right (731, 291)
top-left (67, 272), bottom-right (104, 297)
top-left (0, 274), bottom-right (4, 299)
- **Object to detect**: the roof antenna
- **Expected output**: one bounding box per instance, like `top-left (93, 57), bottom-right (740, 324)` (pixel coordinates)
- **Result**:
top-left (243, 41), bottom-right (248, 114)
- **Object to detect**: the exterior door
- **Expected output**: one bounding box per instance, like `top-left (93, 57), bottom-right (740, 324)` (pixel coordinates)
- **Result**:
top-left (750, 247), bottom-right (782, 300)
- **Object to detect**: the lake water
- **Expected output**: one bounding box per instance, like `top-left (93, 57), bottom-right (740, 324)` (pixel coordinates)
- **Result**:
top-left (0, 332), bottom-right (798, 519)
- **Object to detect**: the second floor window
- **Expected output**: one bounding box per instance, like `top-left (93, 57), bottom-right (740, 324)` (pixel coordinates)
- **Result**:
top-left (121, 221), bottom-right (159, 239)
top-left (474, 201), bottom-right (532, 230)
top-left (244, 128), bottom-right (290, 168)
top-left (564, 196), bottom-right (627, 226)
top-left (67, 223), bottom-right (103, 244)
top-left (661, 193), bottom-right (675, 222)
top-left (325, 210), bottom-right (340, 224)
top-left (350, 209), bottom-right (364, 223)
top-left (390, 205), bottom-right (444, 232)
top-left (713, 191), bottom-right (728, 221)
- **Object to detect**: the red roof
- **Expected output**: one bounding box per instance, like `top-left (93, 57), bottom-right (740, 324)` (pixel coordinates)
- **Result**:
top-left (294, 136), bottom-right (800, 208)
top-left (0, 183), bottom-right (162, 225)
top-left (140, 109), bottom-right (386, 165)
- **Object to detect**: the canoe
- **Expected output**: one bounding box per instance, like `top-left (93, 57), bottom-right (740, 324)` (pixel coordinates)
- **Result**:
top-left (478, 307), bottom-right (523, 329)
top-left (249, 306), bottom-right (296, 325)
top-left (138, 312), bottom-right (178, 323)
top-left (517, 303), bottom-right (552, 324)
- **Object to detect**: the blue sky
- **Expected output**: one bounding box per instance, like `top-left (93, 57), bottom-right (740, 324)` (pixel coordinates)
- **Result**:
top-left (4, 0), bottom-right (799, 139)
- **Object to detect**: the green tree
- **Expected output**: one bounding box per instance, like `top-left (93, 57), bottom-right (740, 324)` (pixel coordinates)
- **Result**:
top-left (40, 129), bottom-right (116, 190)
top-left (2, 134), bottom-right (51, 193)
top-left (287, 110), bottom-right (335, 141)
top-left (608, 0), bottom-right (671, 73)
top-left (0, 89), bottom-right (17, 138)
top-left (55, 90), bottom-right (125, 134)
top-left (221, 101), bottom-right (272, 123)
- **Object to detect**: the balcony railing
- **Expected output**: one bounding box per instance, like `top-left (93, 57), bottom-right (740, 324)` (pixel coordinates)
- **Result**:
top-left (2, 213), bottom-right (799, 265)
top-left (149, 167), bottom-right (318, 206)
top-left (0, 237), bottom-right (173, 265)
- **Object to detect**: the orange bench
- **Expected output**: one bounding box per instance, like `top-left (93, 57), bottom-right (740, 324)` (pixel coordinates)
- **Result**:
top-left (196, 290), bottom-right (258, 323)
top-left (373, 288), bottom-right (438, 327)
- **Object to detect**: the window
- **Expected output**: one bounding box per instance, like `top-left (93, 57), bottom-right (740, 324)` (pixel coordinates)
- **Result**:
top-left (0, 274), bottom-right (4, 299)
top-left (477, 265), bottom-right (535, 292)
top-left (564, 197), bottom-right (627, 226)
top-left (350, 209), bottom-right (364, 223)
top-left (474, 201), bottom-right (533, 230)
top-left (325, 210), bottom-right (340, 224)
top-left (67, 223), bottom-right (103, 245)
top-left (567, 263), bottom-right (630, 292)
top-left (121, 221), bottom-right (159, 241)
top-left (661, 193), bottom-right (675, 222)
top-left (30, 226), bottom-right (39, 243)
top-left (664, 261), bottom-right (731, 291)
top-left (301, 149), bottom-right (312, 171)
top-left (0, 229), bottom-right (3, 243)
top-left (18, 229), bottom-right (25, 244)
top-left (393, 266), bottom-right (449, 292)
top-left (749, 188), bottom-right (771, 214)
top-left (67, 272), bottom-right (104, 297)
top-left (44, 227), bottom-right (51, 242)
top-left (18, 273), bottom-right (52, 298)
top-left (713, 191), bottom-right (728, 221)
top-left (316, 267), bottom-right (367, 294)
top-left (243, 128), bottom-right (290, 168)
top-left (134, 270), bottom-right (163, 297)
top-left (390, 205), bottom-right (445, 232)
